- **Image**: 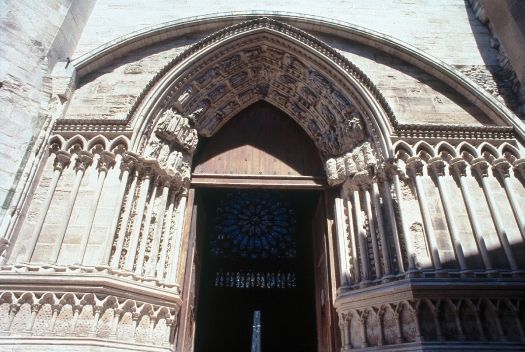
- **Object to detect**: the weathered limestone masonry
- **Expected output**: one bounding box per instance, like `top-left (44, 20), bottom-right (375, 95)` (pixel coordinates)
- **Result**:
top-left (0, 0), bottom-right (95, 245)
top-left (0, 2), bottom-right (524, 351)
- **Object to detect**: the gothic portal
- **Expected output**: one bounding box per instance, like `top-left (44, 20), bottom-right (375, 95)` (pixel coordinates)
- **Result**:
top-left (0, 12), bottom-right (525, 352)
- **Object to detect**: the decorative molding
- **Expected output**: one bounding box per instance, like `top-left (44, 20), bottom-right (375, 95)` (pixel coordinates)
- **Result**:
top-left (128, 17), bottom-right (391, 158)
top-left (0, 290), bottom-right (177, 348)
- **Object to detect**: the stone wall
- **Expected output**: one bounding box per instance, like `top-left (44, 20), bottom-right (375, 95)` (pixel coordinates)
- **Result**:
top-left (73, 0), bottom-right (495, 67)
top-left (0, 0), bottom-right (95, 231)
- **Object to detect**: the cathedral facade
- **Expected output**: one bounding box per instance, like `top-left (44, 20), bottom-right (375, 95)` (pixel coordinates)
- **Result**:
top-left (0, 1), bottom-right (524, 351)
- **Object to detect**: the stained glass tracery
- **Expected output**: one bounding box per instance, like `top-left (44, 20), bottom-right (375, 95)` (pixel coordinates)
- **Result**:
top-left (211, 190), bottom-right (297, 260)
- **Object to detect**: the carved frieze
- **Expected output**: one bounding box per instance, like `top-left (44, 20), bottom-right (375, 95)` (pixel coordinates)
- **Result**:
top-left (0, 291), bottom-right (177, 347)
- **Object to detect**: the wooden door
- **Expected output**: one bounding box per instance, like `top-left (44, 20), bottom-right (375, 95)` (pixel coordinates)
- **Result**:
top-left (313, 193), bottom-right (336, 352)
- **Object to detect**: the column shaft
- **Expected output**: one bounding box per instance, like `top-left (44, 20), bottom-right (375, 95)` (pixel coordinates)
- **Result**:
top-left (51, 165), bottom-right (84, 264)
top-left (334, 197), bottom-right (350, 287)
top-left (479, 175), bottom-right (518, 270)
top-left (372, 180), bottom-right (392, 275)
top-left (354, 189), bottom-right (370, 282)
top-left (23, 151), bottom-right (69, 263)
top-left (365, 189), bottom-right (381, 279)
top-left (101, 155), bottom-right (130, 265)
top-left (346, 198), bottom-right (360, 284)
top-left (382, 180), bottom-right (404, 273)
top-left (146, 184), bottom-right (170, 276)
top-left (124, 174), bottom-right (151, 271)
top-left (434, 172), bottom-right (467, 271)
top-left (502, 176), bottom-right (525, 241)
top-left (452, 162), bottom-right (492, 270)
top-left (135, 181), bottom-right (160, 275)
top-left (111, 170), bottom-right (139, 269)
top-left (168, 193), bottom-right (187, 283)
top-left (157, 190), bottom-right (176, 280)
top-left (413, 175), bottom-right (442, 270)
top-left (79, 154), bottom-right (111, 265)
top-left (392, 174), bottom-right (416, 270)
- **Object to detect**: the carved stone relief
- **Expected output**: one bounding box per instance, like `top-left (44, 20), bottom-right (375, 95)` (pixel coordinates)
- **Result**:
top-left (149, 36), bottom-right (374, 157)
top-left (325, 142), bottom-right (377, 185)
top-left (0, 291), bottom-right (176, 347)
top-left (339, 296), bottom-right (525, 349)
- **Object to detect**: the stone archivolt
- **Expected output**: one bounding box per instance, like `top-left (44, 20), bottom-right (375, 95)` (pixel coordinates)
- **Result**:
top-left (131, 18), bottom-right (389, 160)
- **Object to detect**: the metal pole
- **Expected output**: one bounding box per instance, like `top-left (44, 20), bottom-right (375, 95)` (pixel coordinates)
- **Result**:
top-left (251, 310), bottom-right (261, 352)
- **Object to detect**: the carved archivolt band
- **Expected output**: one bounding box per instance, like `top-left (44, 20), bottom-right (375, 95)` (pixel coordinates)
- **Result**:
top-left (131, 18), bottom-right (389, 159)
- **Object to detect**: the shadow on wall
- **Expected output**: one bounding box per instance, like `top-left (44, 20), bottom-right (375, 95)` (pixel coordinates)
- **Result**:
top-left (463, 0), bottom-right (525, 119)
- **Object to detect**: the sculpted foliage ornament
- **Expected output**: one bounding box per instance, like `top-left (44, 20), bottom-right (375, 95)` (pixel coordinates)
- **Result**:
top-left (325, 141), bottom-right (378, 185)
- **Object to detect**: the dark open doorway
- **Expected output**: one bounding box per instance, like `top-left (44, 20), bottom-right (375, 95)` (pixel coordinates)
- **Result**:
top-left (194, 188), bottom-right (320, 352)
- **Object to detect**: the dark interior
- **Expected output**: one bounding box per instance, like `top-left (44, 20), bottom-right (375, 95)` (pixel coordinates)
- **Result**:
top-left (194, 188), bottom-right (319, 352)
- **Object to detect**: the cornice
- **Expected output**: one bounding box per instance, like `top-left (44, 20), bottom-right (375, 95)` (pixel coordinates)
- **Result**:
top-left (0, 268), bottom-right (181, 308)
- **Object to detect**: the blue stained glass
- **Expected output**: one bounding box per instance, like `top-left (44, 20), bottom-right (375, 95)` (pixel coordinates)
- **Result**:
top-left (211, 190), bottom-right (297, 260)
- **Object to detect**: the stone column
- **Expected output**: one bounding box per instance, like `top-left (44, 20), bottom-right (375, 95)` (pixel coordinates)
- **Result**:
top-left (493, 159), bottom-right (525, 242)
top-left (371, 175), bottom-right (392, 277)
top-left (79, 151), bottom-right (115, 265)
top-left (381, 169), bottom-right (404, 274)
top-left (345, 197), bottom-right (360, 284)
top-left (146, 178), bottom-right (171, 277)
top-left (157, 189), bottom-right (177, 280)
top-left (406, 157), bottom-right (442, 271)
top-left (135, 175), bottom-right (161, 276)
top-left (364, 187), bottom-right (381, 279)
top-left (449, 158), bottom-right (492, 271)
top-left (50, 151), bottom-right (93, 264)
top-left (101, 152), bottom-right (138, 266)
top-left (353, 187), bottom-right (370, 284)
top-left (390, 162), bottom-right (417, 272)
top-left (168, 190), bottom-right (188, 283)
top-left (340, 314), bottom-right (351, 352)
top-left (428, 157), bottom-right (468, 272)
top-left (23, 150), bottom-right (71, 263)
top-left (124, 167), bottom-right (153, 271)
top-left (334, 196), bottom-right (351, 288)
top-left (471, 158), bottom-right (518, 272)
top-left (111, 164), bottom-right (141, 269)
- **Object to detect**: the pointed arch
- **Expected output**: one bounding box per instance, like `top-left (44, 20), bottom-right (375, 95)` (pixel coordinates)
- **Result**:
top-left (414, 141), bottom-right (435, 159)
top-left (128, 18), bottom-right (393, 161)
top-left (65, 134), bottom-right (88, 152)
top-left (458, 142), bottom-right (479, 159)
top-left (435, 141), bottom-right (457, 159)
top-left (499, 142), bottom-right (521, 159)
top-left (70, 13), bottom-right (525, 142)
top-left (86, 135), bottom-right (110, 152)
top-left (109, 135), bottom-right (131, 152)
top-left (478, 142), bottom-right (500, 160)
top-left (393, 140), bottom-right (414, 157)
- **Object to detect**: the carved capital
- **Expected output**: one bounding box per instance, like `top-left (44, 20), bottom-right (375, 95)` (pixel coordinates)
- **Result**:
top-left (121, 152), bottom-right (139, 172)
top-left (427, 157), bottom-right (446, 177)
top-left (53, 151), bottom-right (71, 172)
top-left (470, 158), bottom-right (490, 178)
top-left (449, 157), bottom-right (468, 178)
top-left (97, 151), bottom-right (116, 172)
top-left (31, 304), bottom-right (41, 314)
top-left (492, 158), bottom-right (511, 179)
top-left (405, 157), bottom-right (424, 178)
top-left (512, 158), bottom-right (525, 177)
top-left (74, 151), bottom-right (93, 172)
